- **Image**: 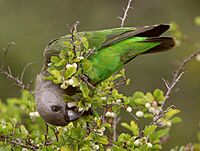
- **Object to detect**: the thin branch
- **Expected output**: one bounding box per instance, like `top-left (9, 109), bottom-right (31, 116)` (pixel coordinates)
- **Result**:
top-left (0, 43), bottom-right (32, 90)
top-left (0, 68), bottom-right (28, 89)
top-left (20, 62), bottom-right (35, 82)
top-left (137, 48), bottom-right (200, 140)
top-left (1, 42), bottom-right (15, 69)
top-left (0, 135), bottom-right (39, 151)
top-left (69, 21), bottom-right (79, 53)
top-left (119, 0), bottom-right (133, 27)
top-left (161, 48), bottom-right (200, 109)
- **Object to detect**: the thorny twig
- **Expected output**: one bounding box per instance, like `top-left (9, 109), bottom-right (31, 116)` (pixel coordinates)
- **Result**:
top-left (161, 48), bottom-right (200, 109)
top-left (0, 135), bottom-right (39, 151)
top-left (137, 48), bottom-right (200, 139)
top-left (0, 43), bottom-right (31, 90)
top-left (69, 21), bottom-right (79, 53)
top-left (118, 0), bottom-right (133, 27)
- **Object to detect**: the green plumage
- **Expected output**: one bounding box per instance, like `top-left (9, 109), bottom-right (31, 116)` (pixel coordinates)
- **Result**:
top-left (44, 24), bottom-right (175, 83)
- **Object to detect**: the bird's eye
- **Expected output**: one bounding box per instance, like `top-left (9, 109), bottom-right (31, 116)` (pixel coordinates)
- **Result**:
top-left (51, 105), bottom-right (62, 112)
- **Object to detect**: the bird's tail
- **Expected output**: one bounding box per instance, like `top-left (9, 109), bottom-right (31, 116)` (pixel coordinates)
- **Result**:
top-left (143, 37), bottom-right (176, 54)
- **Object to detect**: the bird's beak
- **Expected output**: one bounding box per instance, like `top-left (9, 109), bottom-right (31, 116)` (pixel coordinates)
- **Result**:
top-left (64, 102), bottom-right (84, 122)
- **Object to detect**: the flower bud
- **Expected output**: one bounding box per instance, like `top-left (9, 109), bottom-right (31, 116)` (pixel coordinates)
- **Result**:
top-left (126, 106), bottom-right (132, 112)
top-left (147, 142), bottom-right (153, 148)
top-left (145, 102), bottom-right (151, 108)
top-left (136, 111), bottom-right (144, 117)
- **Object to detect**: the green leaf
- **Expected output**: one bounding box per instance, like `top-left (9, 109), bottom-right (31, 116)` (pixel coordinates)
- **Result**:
top-left (165, 109), bottom-right (180, 120)
top-left (82, 37), bottom-right (89, 49)
top-left (133, 91), bottom-right (145, 99)
top-left (50, 56), bottom-right (61, 64)
top-left (170, 117), bottom-right (182, 124)
top-left (65, 67), bottom-right (77, 79)
top-left (118, 133), bottom-right (131, 142)
top-left (155, 128), bottom-right (170, 139)
top-left (153, 89), bottom-right (164, 102)
top-left (64, 41), bottom-right (73, 49)
top-left (82, 60), bottom-right (92, 72)
top-left (130, 120), bottom-right (139, 136)
top-left (121, 121), bottom-right (139, 136)
top-left (197, 132), bottom-right (200, 142)
top-left (97, 136), bottom-right (108, 145)
top-left (71, 77), bottom-right (79, 87)
top-left (145, 92), bottom-right (154, 102)
top-left (144, 125), bottom-right (157, 136)
top-left (50, 70), bottom-right (62, 83)
top-left (20, 125), bottom-right (29, 137)
top-left (112, 146), bottom-right (128, 151)
top-left (195, 16), bottom-right (200, 26)
top-left (80, 83), bottom-right (89, 98)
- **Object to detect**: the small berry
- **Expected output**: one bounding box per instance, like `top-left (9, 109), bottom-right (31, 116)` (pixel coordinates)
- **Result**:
top-left (92, 144), bottom-right (99, 150)
top-left (77, 56), bottom-right (84, 60)
top-left (166, 121), bottom-right (172, 127)
top-left (101, 97), bottom-right (107, 100)
top-left (136, 111), bottom-right (144, 117)
top-left (134, 139), bottom-right (140, 146)
top-left (66, 79), bottom-right (74, 85)
top-left (126, 106), bottom-right (132, 112)
top-left (196, 54), bottom-right (200, 62)
top-left (149, 107), bottom-right (156, 113)
top-left (147, 142), bottom-right (153, 148)
top-left (116, 99), bottom-right (122, 103)
top-left (29, 112), bottom-right (40, 119)
top-left (105, 111), bottom-right (115, 117)
top-left (145, 102), bottom-right (151, 108)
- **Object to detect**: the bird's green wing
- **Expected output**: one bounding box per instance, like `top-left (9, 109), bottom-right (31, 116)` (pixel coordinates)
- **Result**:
top-left (81, 25), bottom-right (175, 83)
top-left (44, 27), bottom-right (136, 62)
top-left (44, 24), bottom-right (170, 62)
top-left (43, 24), bottom-right (174, 83)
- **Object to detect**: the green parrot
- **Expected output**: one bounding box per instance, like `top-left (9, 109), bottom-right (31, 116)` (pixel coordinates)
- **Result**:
top-left (35, 24), bottom-right (175, 126)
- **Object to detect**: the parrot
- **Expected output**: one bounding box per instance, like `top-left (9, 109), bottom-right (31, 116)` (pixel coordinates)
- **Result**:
top-left (35, 24), bottom-right (175, 126)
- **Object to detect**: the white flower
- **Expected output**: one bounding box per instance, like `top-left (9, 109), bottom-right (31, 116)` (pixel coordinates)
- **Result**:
top-left (136, 111), bottom-right (144, 117)
top-left (196, 54), bottom-right (200, 62)
top-left (77, 56), bottom-right (84, 60)
top-left (78, 108), bottom-right (84, 112)
top-left (155, 109), bottom-right (160, 115)
top-left (105, 111), bottom-right (115, 117)
top-left (29, 112), bottom-right (40, 119)
top-left (72, 63), bottom-right (78, 69)
top-left (149, 107), bottom-right (156, 113)
top-left (66, 63), bottom-right (77, 69)
top-left (22, 148), bottom-right (28, 151)
top-left (145, 103), bottom-right (151, 108)
top-left (60, 83), bottom-right (68, 89)
top-left (101, 97), bottom-right (107, 100)
top-left (166, 121), bottom-right (172, 127)
top-left (116, 99), bottom-right (121, 103)
top-left (92, 144), bottom-right (99, 150)
top-left (66, 63), bottom-right (73, 69)
top-left (66, 79), bottom-right (74, 85)
top-left (97, 127), bottom-right (105, 133)
top-left (47, 63), bottom-right (52, 66)
top-left (97, 131), bottom-right (104, 136)
top-left (147, 142), bottom-right (153, 148)
top-left (126, 106), bottom-right (132, 112)
top-left (101, 127), bottom-right (105, 132)
top-left (134, 139), bottom-right (140, 146)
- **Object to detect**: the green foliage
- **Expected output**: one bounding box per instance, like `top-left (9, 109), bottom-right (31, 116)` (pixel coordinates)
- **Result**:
top-left (0, 34), bottom-right (182, 150)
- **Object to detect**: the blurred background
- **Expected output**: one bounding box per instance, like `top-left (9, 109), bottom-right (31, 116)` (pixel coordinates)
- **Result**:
top-left (0, 0), bottom-right (200, 149)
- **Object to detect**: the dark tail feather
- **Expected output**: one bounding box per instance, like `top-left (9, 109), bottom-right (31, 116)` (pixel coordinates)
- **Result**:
top-left (144, 37), bottom-right (176, 54)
